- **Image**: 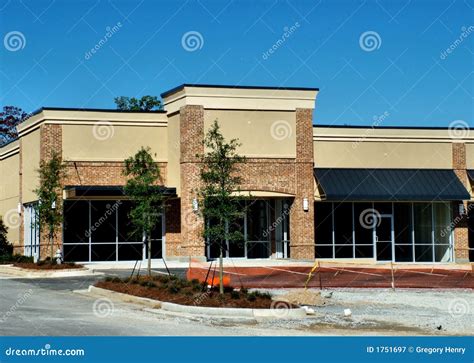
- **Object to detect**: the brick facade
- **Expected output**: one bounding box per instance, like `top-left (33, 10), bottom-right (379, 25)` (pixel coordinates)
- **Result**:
top-left (452, 142), bottom-right (470, 262)
top-left (179, 106), bottom-right (205, 257)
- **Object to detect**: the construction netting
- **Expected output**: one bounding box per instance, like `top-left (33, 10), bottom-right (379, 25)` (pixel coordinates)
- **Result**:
top-left (187, 259), bottom-right (474, 289)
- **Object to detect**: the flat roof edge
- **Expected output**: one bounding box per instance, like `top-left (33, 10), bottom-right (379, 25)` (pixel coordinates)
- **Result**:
top-left (161, 84), bottom-right (320, 98)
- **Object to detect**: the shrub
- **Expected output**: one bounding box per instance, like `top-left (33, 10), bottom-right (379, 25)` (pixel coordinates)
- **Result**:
top-left (0, 217), bottom-right (13, 256)
top-left (168, 285), bottom-right (180, 294)
top-left (230, 290), bottom-right (240, 300)
top-left (246, 292), bottom-right (256, 302)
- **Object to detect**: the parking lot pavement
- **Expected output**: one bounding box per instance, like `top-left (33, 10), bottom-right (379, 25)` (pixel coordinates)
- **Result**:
top-left (0, 275), bottom-right (313, 336)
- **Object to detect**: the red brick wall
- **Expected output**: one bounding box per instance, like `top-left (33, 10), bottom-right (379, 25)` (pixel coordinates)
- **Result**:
top-left (179, 106), bottom-right (205, 257)
top-left (290, 108), bottom-right (315, 259)
top-left (452, 142), bottom-right (469, 261)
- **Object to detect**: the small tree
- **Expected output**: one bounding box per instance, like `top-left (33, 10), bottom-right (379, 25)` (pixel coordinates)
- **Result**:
top-left (114, 96), bottom-right (162, 111)
top-left (34, 152), bottom-right (66, 261)
top-left (123, 147), bottom-right (165, 276)
top-left (197, 120), bottom-right (247, 294)
top-left (0, 217), bottom-right (13, 256)
top-left (0, 106), bottom-right (28, 146)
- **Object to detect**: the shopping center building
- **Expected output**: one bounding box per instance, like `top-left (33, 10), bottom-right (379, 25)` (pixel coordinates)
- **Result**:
top-left (0, 84), bottom-right (473, 264)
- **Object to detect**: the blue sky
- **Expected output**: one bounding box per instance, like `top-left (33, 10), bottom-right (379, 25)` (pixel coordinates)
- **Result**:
top-left (0, 0), bottom-right (472, 126)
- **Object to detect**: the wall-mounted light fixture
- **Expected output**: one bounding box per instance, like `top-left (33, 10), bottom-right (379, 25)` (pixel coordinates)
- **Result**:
top-left (17, 203), bottom-right (22, 215)
top-left (192, 198), bottom-right (199, 212)
top-left (303, 198), bottom-right (309, 211)
top-left (458, 203), bottom-right (465, 216)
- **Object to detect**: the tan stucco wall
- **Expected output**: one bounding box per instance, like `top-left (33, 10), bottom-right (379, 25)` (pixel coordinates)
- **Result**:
top-left (465, 143), bottom-right (474, 169)
top-left (0, 153), bottom-right (20, 245)
top-left (167, 113), bottom-right (181, 193)
top-left (22, 130), bottom-right (41, 203)
top-left (205, 110), bottom-right (296, 158)
top-left (313, 141), bottom-right (452, 169)
top-left (62, 125), bottom-right (168, 162)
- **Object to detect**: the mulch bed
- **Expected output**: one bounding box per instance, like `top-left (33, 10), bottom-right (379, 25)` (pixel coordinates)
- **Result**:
top-left (13, 262), bottom-right (84, 270)
top-left (95, 276), bottom-right (286, 309)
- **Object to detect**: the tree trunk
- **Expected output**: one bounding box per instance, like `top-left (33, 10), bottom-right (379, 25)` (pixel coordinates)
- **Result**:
top-left (219, 241), bottom-right (224, 294)
top-left (49, 230), bottom-right (54, 261)
top-left (147, 233), bottom-right (152, 277)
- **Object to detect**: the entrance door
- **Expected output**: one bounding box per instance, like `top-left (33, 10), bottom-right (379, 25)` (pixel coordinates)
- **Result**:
top-left (375, 215), bottom-right (393, 261)
top-left (275, 200), bottom-right (290, 259)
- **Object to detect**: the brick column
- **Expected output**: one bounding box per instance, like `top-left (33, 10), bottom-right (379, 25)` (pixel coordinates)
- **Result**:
top-left (290, 108), bottom-right (315, 260)
top-left (179, 105), bottom-right (205, 259)
top-left (17, 138), bottom-right (24, 255)
top-left (39, 124), bottom-right (63, 260)
top-left (452, 142), bottom-right (470, 262)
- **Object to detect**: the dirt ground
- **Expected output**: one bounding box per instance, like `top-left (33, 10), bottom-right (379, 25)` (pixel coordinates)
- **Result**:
top-left (267, 288), bottom-right (474, 335)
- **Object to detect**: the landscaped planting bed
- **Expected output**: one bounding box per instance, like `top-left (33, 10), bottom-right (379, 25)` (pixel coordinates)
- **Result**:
top-left (13, 261), bottom-right (83, 270)
top-left (95, 275), bottom-right (288, 309)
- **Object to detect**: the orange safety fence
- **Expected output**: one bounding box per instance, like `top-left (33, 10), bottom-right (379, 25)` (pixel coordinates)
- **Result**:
top-left (186, 259), bottom-right (474, 289)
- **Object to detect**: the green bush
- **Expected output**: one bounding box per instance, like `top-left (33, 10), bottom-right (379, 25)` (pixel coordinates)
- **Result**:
top-left (230, 290), bottom-right (240, 300)
top-left (246, 292), bottom-right (256, 302)
top-left (0, 217), bottom-right (13, 256)
top-left (168, 285), bottom-right (180, 294)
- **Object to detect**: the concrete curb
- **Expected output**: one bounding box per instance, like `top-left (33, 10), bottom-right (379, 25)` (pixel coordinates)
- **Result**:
top-left (84, 286), bottom-right (161, 308)
top-left (0, 265), bottom-right (103, 279)
top-left (84, 286), bottom-right (308, 320)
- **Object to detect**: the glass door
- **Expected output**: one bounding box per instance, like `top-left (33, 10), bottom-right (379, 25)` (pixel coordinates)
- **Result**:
top-left (375, 215), bottom-right (393, 261)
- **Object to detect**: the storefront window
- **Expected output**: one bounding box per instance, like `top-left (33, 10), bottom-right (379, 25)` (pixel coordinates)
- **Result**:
top-left (314, 201), bottom-right (453, 263)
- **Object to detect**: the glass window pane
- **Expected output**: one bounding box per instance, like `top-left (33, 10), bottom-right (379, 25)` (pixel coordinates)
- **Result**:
top-left (394, 203), bottom-right (412, 244)
top-left (91, 201), bottom-right (118, 243)
top-left (315, 203), bottom-right (333, 245)
top-left (63, 244), bottom-right (89, 262)
top-left (247, 200), bottom-right (269, 241)
top-left (414, 203), bottom-right (432, 244)
top-left (91, 244), bottom-right (116, 261)
top-left (118, 201), bottom-right (142, 242)
top-left (434, 203), bottom-right (451, 244)
top-left (415, 245), bottom-right (433, 262)
top-left (435, 244), bottom-right (451, 262)
top-left (395, 244), bottom-right (413, 262)
top-left (118, 244), bottom-right (143, 261)
top-left (315, 245), bottom-right (333, 258)
top-left (334, 203), bottom-right (353, 245)
top-left (335, 245), bottom-right (353, 258)
top-left (354, 202), bottom-right (373, 245)
top-left (63, 201), bottom-right (89, 243)
top-left (355, 245), bottom-right (373, 258)
top-left (247, 242), bottom-right (271, 259)
top-left (229, 216), bottom-right (245, 258)
top-left (373, 202), bottom-right (392, 215)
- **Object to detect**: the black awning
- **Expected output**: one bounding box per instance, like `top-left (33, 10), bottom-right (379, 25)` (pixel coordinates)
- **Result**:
top-left (314, 168), bottom-right (470, 201)
top-left (467, 170), bottom-right (474, 183)
top-left (64, 185), bottom-right (177, 198)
